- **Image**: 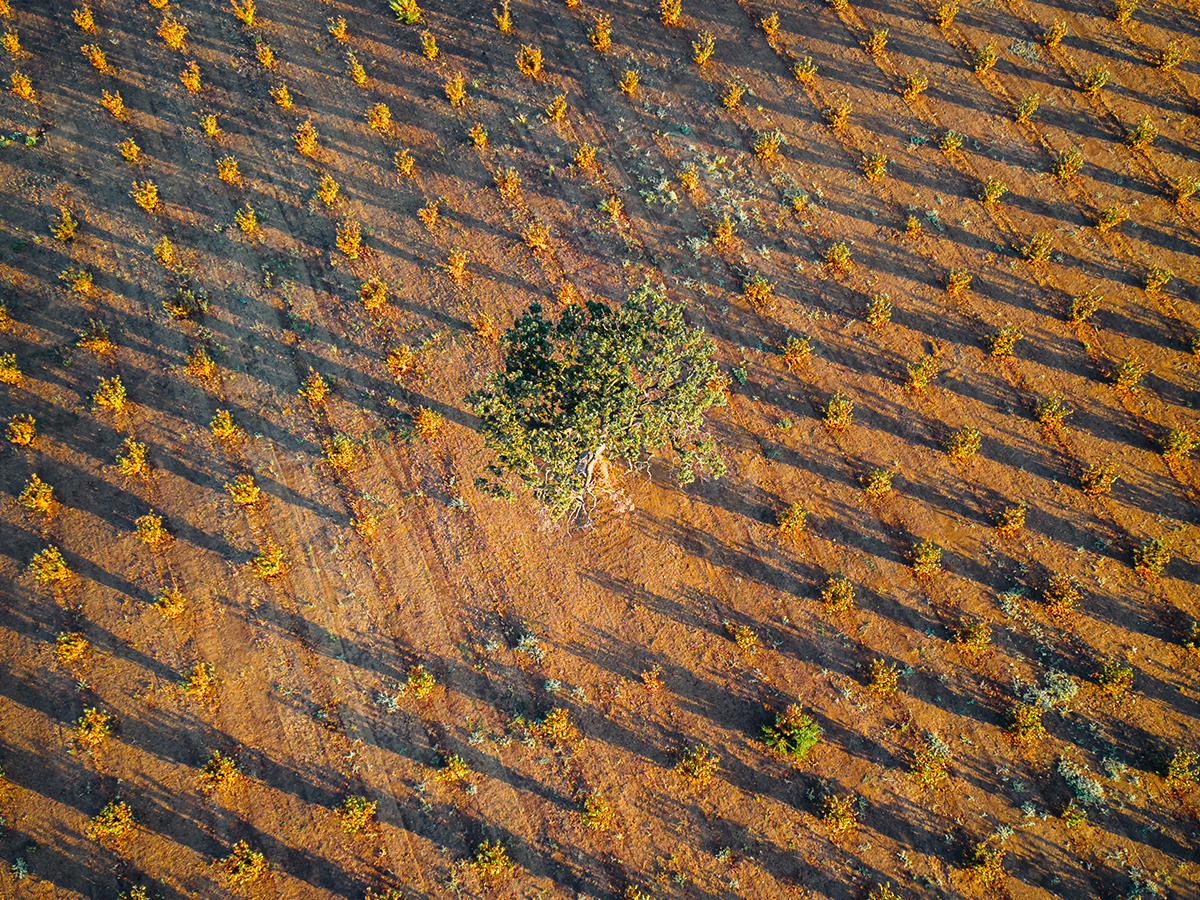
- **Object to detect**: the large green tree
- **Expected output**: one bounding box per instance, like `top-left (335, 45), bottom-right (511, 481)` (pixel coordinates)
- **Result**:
top-left (467, 283), bottom-right (727, 518)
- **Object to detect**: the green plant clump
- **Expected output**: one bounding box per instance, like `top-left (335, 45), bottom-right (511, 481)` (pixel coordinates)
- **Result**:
top-left (86, 801), bottom-right (135, 840)
top-left (1014, 93), bottom-right (1039, 122)
top-left (674, 745), bottom-right (719, 787)
top-left (1080, 62), bottom-right (1109, 95)
top-left (1067, 290), bottom-right (1101, 324)
top-left (1035, 395), bottom-right (1070, 429)
top-left (389, 0), bottom-right (422, 24)
top-left (966, 841), bottom-right (1006, 889)
top-left (776, 503), bottom-right (808, 536)
top-left (468, 284), bottom-right (726, 518)
top-left (944, 426), bottom-right (981, 460)
top-left (1161, 428), bottom-right (1197, 462)
top-left (1127, 115), bottom-right (1157, 149)
top-left (987, 324), bottom-right (1022, 357)
top-left (1080, 462), bottom-right (1118, 495)
top-left (909, 539), bottom-right (942, 577)
top-left (906, 353), bottom-right (938, 393)
top-left (819, 575), bottom-right (854, 612)
top-left (1007, 702), bottom-right (1046, 743)
top-left (980, 176), bottom-right (1007, 203)
top-left (1133, 538), bottom-right (1171, 579)
top-left (224, 840), bottom-right (268, 885)
top-left (338, 795), bottom-right (378, 833)
top-left (1051, 147), bottom-right (1083, 180)
top-left (1108, 355), bottom-right (1147, 393)
top-left (473, 841), bottom-right (513, 878)
top-left (1042, 573), bottom-right (1080, 615)
top-left (761, 704), bottom-right (820, 759)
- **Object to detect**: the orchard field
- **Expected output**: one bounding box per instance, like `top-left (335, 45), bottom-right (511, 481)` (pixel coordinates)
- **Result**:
top-left (0, 0), bottom-right (1198, 898)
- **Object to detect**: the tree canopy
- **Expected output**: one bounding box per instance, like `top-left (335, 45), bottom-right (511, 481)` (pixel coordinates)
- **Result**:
top-left (467, 283), bottom-right (727, 518)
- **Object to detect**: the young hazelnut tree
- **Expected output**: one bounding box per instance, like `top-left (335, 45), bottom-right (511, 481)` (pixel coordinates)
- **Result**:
top-left (468, 283), bottom-right (726, 518)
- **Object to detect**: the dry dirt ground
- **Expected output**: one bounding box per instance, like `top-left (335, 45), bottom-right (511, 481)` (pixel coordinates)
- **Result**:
top-left (1, 0), bottom-right (1199, 898)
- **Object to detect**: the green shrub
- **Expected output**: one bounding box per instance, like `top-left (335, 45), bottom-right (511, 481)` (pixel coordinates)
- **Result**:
top-left (1066, 290), bottom-right (1101, 324)
top-left (910, 732), bottom-right (951, 786)
top-left (955, 621), bottom-right (991, 651)
top-left (945, 268), bottom-right (971, 296)
top-left (674, 745), bottom-right (719, 787)
top-left (866, 659), bottom-right (899, 695)
top-left (819, 575), bottom-right (854, 612)
top-left (1079, 62), bottom-right (1109, 95)
top-left (1095, 660), bottom-right (1132, 698)
top-left (966, 841), bottom-right (1006, 888)
top-left (939, 130), bottom-right (963, 154)
top-left (979, 176), bottom-right (1007, 203)
top-left (944, 426), bottom-right (981, 461)
top-left (579, 792), bottom-right (614, 830)
top-left (1161, 428), bottom-right (1197, 462)
top-left (1095, 205), bottom-right (1128, 232)
top-left (224, 841), bottom-right (268, 885)
top-left (472, 841), bottom-right (513, 878)
top-left (1014, 93), bottom-right (1039, 122)
top-left (823, 392), bottom-right (853, 431)
top-left (86, 801), bottom-right (135, 841)
top-left (1165, 748), bottom-right (1198, 787)
top-left (972, 43), bottom-right (997, 74)
top-left (1108, 355), bottom-right (1147, 393)
top-left (1051, 147), bottom-right (1083, 180)
top-left (1133, 538), bottom-right (1170, 579)
top-left (987, 324), bottom-right (1022, 357)
top-left (822, 793), bottom-right (857, 836)
top-left (1006, 702), bottom-right (1046, 743)
top-left (199, 751), bottom-right (241, 794)
top-left (338, 795), bottom-right (377, 833)
top-left (862, 468), bottom-right (892, 497)
top-left (994, 502), bottom-right (1026, 537)
top-left (1127, 115), bottom-right (1157, 149)
top-left (1043, 20), bottom-right (1067, 48)
top-left (1021, 231), bottom-right (1053, 263)
top-left (1042, 574), bottom-right (1080, 615)
top-left (865, 293), bottom-right (891, 328)
top-left (776, 503), bottom-right (808, 536)
top-left (905, 353), bottom-right (938, 393)
top-left (909, 539), bottom-right (941, 577)
top-left (1145, 265), bottom-right (1171, 293)
top-left (1035, 395), bottom-right (1070, 429)
top-left (762, 704), bottom-right (820, 759)
top-left (1080, 462), bottom-right (1118, 495)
